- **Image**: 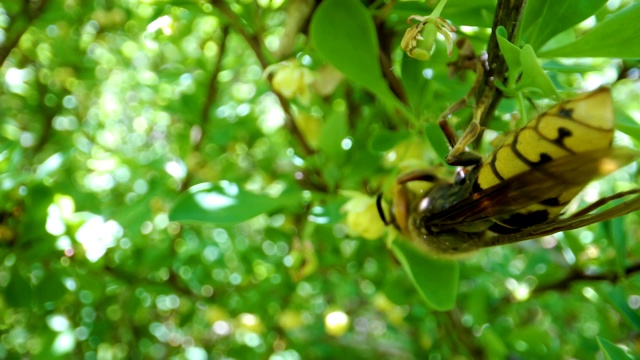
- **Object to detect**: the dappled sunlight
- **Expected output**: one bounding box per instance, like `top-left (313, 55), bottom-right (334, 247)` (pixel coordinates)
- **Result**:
top-left (75, 216), bottom-right (123, 262)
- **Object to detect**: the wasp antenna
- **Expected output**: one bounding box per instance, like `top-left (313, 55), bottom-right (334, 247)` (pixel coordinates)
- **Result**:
top-left (376, 194), bottom-right (390, 225)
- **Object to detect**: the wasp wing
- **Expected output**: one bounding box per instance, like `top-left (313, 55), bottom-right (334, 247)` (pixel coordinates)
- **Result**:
top-left (483, 192), bottom-right (640, 247)
top-left (424, 147), bottom-right (640, 226)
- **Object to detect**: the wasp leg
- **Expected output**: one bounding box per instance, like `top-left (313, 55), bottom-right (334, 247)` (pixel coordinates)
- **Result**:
top-left (438, 39), bottom-right (486, 135)
top-left (440, 90), bottom-right (492, 167)
top-left (437, 100), bottom-right (483, 167)
top-left (443, 120), bottom-right (483, 166)
top-left (437, 54), bottom-right (490, 167)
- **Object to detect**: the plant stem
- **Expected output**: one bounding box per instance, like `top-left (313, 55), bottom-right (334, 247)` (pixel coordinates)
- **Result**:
top-left (431, 0), bottom-right (449, 17)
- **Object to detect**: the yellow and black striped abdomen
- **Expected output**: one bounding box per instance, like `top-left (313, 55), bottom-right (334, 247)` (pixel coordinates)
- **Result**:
top-left (477, 88), bottom-right (614, 232)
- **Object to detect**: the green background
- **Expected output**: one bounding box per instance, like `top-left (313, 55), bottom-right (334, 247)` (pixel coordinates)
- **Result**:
top-left (1, 0), bottom-right (640, 358)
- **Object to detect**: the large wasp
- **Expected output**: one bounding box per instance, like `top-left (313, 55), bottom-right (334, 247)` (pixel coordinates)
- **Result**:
top-left (378, 87), bottom-right (640, 255)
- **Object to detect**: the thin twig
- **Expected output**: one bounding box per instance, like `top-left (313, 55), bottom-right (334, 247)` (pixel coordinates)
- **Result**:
top-left (379, 48), bottom-right (409, 106)
top-left (445, 309), bottom-right (486, 359)
top-left (197, 25), bottom-right (230, 153)
top-left (377, 21), bottom-right (408, 106)
top-left (0, 0), bottom-right (50, 67)
top-left (181, 26), bottom-right (230, 190)
top-left (210, 0), bottom-right (267, 68)
top-left (210, 0), bottom-right (315, 157)
top-left (533, 263), bottom-right (640, 294)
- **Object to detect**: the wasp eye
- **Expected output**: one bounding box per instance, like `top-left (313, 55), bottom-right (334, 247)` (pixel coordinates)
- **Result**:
top-left (454, 169), bottom-right (466, 185)
top-left (418, 197), bottom-right (431, 212)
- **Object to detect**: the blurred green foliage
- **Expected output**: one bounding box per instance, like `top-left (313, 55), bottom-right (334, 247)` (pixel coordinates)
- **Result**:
top-left (1, 0), bottom-right (640, 359)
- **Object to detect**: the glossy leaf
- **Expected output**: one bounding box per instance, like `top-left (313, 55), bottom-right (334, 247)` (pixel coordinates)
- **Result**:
top-left (496, 28), bottom-right (558, 98)
top-left (539, 2), bottom-right (640, 58)
top-left (615, 108), bottom-right (640, 142)
top-left (520, 0), bottom-right (607, 50)
top-left (607, 286), bottom-right (640, 331)
top-left (425, 121), bottom-right (451, 166)
top-left (169, 183), bottom-right (300, 224)
top-left (496, 26), bottom-right (523, 76)
top-left (517, 45), bottom-right (559, 98)
top-left (310, 0), bottom-right (406, 112)
top-left (392, 241), bottom-right (459, 311)
top-left (597, 337), bottom-right (633, 360)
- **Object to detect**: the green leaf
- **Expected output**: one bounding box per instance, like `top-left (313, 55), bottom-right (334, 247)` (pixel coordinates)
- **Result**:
top-left (541, 60), bottom-right (603, 73)
top-left (597, 337), bottom-right (633, 360)
top-left (6, 270), bottom-right (33, 308)
top-left (615, 108), bottom-right (640, 142)
top-left (539, 2), bottom-right (640, 58)
top-left (391, 240), bottom-right (459, 311)
top-left (496, 26), bottom-right (522, 76)
top-left (382, 270), bottom-right (413, 305)
top-left (310, 0), bottom-right (407, 112)
top-left (169, 182), bottom-right (300, 224)
top-left (478, 327), bottom-right (509, 359)
top-left (425, 121), bottom-right (451, 166)
top-left (440, 0), bottom-right (495, 27)
top-left (608, 286), bottom-right (640, 331)
top-left (318, 112), bottom-right (349, 160)
top-left (401, 52), bottom-right (429, 114)
top-left (605, 217), bottom-right (626, 277)
top-left (20, 183), bottom-right (54, 245)
top-left (35, 273), bottom-right (67, 305)
top-left (495, 26), bottom-right (524, 94)
top-left (517, 45), bottom-right (559, 98)
top-left (520, 0), bottom-right (607, 50)
top-left (368, 129), bottom-right (411, 152)
top-left (2, 0), bottom-right (24, 14)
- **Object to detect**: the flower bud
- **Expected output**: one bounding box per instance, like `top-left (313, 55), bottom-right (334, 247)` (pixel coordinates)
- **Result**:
top-left (401, 15), bottom-right (456, 61)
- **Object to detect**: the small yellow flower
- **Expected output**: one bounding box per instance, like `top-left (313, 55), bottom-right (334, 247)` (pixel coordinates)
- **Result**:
top-left (294, 113), bottom-right (323, 149)
top-left (265, 61), bottom-right (315, 105)
top-left (401, 15), bottom-right (456, 61)
top-left (341, 191), bottom-right (386, 240)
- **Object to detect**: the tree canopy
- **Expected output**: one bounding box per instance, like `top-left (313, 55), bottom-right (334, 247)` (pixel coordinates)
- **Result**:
top-left (1, 0), bottom-right (640, 358)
